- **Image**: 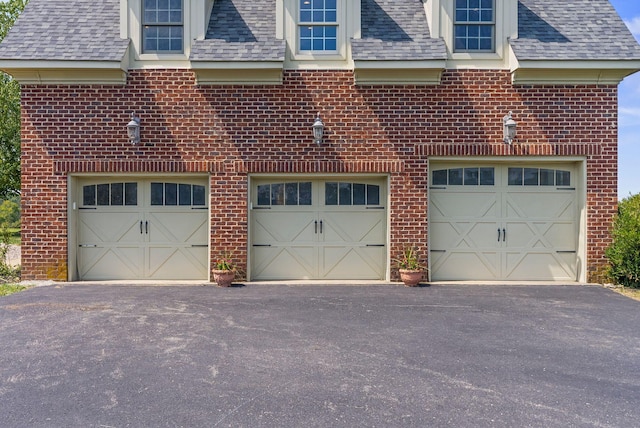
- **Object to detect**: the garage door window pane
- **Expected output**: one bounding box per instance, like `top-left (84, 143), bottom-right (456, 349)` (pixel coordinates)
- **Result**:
top-left (257, 185), bottom-right (270, 205)
top-left (508, 168), bottom-right (523, 185)
top-left (193, 185), bottom-right (206, 206)
top-left (179, 184), bottom-right (192, 206)
top-left (111, 183), bottom-right (124, 205)
top-left (97, 184), bottom-right (110, 205)
top-left (125, 183), bottom-right (138, 205)
top-left (524, 168), bottom-right (539, 186)
top-left (299, 182), bottom-right (312, 205)
top-left (165, 183), bottom-right (178, 205)
top-left (557, 170), bottom-right (571, 186)
top-left (353, 183), bottom-right (366, 205)
top-left (432, 170), bottom-right (447, 185)
top-left (285, 183), bottom-right (298, 205)
top-left (339, 183), bottom-right (352, 205)
top-left (83, 185), bottom-right (96, 206)
top-left (464, 168), bottom-right (479, 185)
top-left (326, 182), bottom-right (338, 205)
top-left (540, 169), bottom-right (554, 186)
top-left (367, 184), bottom-right (380, 205)
top-left (271, 183), bottom-right (284, 205)
top-left (449, 168), bottom-right (463, 185)
top-left (151, 183), bottom-right (163, 205)
top-left (480, 168), bottom-right (494, 185)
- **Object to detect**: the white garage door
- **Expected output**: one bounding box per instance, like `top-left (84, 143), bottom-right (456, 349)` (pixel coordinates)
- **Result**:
top-left (250, 178), bottom-right (386, 280)
top-left (77, 178), bottom-right (209, 280)
top-left (429, 164), bottom-right (578, 281)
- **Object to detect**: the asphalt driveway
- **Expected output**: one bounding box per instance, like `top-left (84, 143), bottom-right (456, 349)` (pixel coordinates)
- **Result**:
top-left (1, 283), bottom-right (639, 427)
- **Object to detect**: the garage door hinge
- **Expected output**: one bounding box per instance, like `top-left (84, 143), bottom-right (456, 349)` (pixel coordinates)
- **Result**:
top-left (366, 206), bottom-right (385, 210)
top-left (557, 187), bottom-right (576, 191)
top-left (253, 244), bottom-right (272, 247)
top-left (429, 186), bottom-right (447, 190)
top-left (253, 207), bottom-right (271, 210)
top-left (78, 244), bottom-right (98, 248)
top-left (430, 249), bottom-right (446, 253)
top-left (556, 250), bottom-right (576, 253)
top-left (366, 244), bottom-right (385, 247)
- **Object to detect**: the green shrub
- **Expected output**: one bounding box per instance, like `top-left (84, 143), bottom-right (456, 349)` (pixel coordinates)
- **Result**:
top-left (606, 193), bottom-right (640, 287)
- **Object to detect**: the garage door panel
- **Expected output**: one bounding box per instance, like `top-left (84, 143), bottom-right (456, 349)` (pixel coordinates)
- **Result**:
top-left (148, 246), bottom-right (208, 280)
top-left (431, 193), bottom-right (499, 219)
top-left (431, 251), bottom-right (500, 281)
top-left (79, 212), bottom-right (142, 244)
top-left (252, 246), bottom-right (316, 280)
top-left (429, 164), bottom-right (578, 281)
top-left (505, 252), bottom-right (576, 281)
top-left (147, 212), bottom-right (208, 244)
top-left (322, 211), bottom-right (385, 244)
top-left (251, 178), bottom-right (387, 281)
top-left (79, 246), bottom-right (144, 280)
top-left (320, 246), bottom-right (385, 279)
top-left (77, 178), bottom-right (209, 281)
top-left (505, 192), bottom-right (575, 220)
top-left (253, 211), bottom-right (315, 244)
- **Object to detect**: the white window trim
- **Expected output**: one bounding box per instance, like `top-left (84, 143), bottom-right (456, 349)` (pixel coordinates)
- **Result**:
top-left (427, 0), bottom-right (517, 68)
top-left (122, 0), bottom-right (212, 66)
top-left (284, 0), bottom-right (349, 62)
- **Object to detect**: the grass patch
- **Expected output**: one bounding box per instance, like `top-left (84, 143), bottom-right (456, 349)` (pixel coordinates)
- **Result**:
top-left (5, 228), bottom-right (20, 245)
top-left (0, 283), bottom-right (27, 297)
top-left (612, 287), bottom-right (640, 302)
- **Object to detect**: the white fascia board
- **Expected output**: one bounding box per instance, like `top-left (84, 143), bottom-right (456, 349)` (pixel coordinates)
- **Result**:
top-left (191, 61), bottom-right (284, 84)
top-left (190, 60), bottom-right (284, 70)
top-left (353, 59), bottom-right (446, 70)
top-left (353, 60), bottom-right (445, 85)
top-left (512, 60), bottom-right (640, 85)
top-left (0, 60), bottom-right (128, 84)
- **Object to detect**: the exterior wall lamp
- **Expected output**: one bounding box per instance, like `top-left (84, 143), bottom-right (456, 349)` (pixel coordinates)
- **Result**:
top-left (503, 111), bottom-right (517, 144)
top-left (312, 113), bottom-right (324, 145)
top-left (127, 113), bottom-right (141, 145)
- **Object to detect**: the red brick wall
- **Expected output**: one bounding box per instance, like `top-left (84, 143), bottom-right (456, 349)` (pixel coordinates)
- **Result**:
top-left (20, 69), bottom-right (618, 282)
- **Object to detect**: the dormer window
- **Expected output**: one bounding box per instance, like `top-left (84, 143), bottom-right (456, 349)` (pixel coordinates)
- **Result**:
top-left (298, 0), bottom-right (338, 53)
top-left (454, 0), bottom-right (494, 52)
top-left (143, 0), bottom-right (184, 53)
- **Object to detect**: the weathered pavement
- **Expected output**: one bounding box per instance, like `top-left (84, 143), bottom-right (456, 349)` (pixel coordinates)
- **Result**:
top-left (1, 283), bottom-right (639, 427)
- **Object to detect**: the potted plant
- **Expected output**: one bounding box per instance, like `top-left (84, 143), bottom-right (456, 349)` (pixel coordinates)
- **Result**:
top-left (394, 246), bottom-right (425, 287)
top-left (212, 252), bottom-right (236, 287)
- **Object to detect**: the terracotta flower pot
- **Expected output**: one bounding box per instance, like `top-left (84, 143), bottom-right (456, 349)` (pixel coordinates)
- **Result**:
top-left (212, 269), bottom-right (235, 287)
top-left (399, 269), bottom-right (423, 287)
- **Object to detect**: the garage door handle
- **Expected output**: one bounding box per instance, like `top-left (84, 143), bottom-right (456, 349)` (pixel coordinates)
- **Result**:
top-left (145, 221), bottom-right (149, 234)
top-left (140, 221), bottom-right (143, 234)
top-left (502, 228), bottom-right (506, 242)
top-left (498, 228), bottom-right (501, 242)
top-left (315, 220), bottom-right (318, 234)
top-left (320, 220), bottom-right (323, 234)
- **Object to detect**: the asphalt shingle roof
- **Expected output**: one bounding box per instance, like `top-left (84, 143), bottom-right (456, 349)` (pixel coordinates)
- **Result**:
top-left (0, 0), bottom-right (638, 65)
top-left (0, 0), bottom-right (128, 62)
top-left (511, 0), bottom-right (640, 61)
top-left (351, 0), bottom-right (447, 61)
top-left (190, 0), bottom-right (285, 62)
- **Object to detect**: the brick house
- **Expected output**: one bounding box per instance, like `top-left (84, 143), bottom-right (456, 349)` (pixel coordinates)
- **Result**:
top-left (1, 0), bottom-right (639, 283)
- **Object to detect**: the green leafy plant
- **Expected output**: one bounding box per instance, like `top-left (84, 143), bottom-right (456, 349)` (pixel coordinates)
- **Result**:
top-left (0, 226), bottom-right (20, 284)
top-left (606, 193), bottom-right (640, 288)
top-left (394, 246), bottom-right (424, 271)
top-left (213, 251), bottom-right (235, 271)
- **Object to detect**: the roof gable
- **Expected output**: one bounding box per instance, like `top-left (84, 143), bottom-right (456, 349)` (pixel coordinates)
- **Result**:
top-left (0, 0), bottom-right (128, 62)
top-left (511, 0), bottom-right (640, 61)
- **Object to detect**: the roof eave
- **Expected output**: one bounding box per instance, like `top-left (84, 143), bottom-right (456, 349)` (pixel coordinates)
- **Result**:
top-left (190, 60), bottom-right (284, 85)
top-left (511, 59), bottom-right (640, 85)
top-left (353, 59), bottom-right (446, 85)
